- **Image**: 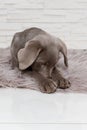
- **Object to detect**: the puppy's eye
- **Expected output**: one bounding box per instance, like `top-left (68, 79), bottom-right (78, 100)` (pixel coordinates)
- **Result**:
top-left (39, 62), bottom-right (48, 66)
top-left (38, 62), bottom-right (45, 66)
top-left (41, 63), bottom-right (45, 66)
top-left (45, 62), bottom-right (49, 66)
top-left (40, 62), bottom-right (46, 67)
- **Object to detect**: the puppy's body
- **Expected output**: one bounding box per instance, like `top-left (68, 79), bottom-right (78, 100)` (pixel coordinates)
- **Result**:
top-left (11, 27), bottom-right (70, 93)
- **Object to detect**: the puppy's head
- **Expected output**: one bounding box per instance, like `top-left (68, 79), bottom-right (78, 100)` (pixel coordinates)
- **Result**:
top-left (17, 38), bottom-right (68, 77)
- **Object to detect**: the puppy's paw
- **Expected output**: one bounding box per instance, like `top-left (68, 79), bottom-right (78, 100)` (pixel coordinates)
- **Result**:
top-left (58, 78), bottom-right (71, 89)
top-left (40, 79), bottom-right (57, 94)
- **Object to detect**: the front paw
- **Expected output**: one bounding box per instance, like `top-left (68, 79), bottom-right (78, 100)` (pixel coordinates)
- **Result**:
top-left (40, 79), bottom-right (57, 94)
top-left (58, 78), bottom-right (71, 89)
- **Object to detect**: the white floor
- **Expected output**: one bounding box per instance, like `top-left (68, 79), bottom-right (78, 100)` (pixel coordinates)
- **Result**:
top-left (0, 43), bottom-right (87, 130)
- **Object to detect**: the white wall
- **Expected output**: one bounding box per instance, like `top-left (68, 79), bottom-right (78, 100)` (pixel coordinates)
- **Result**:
top-left (0, 0), bottom-right (87, 48)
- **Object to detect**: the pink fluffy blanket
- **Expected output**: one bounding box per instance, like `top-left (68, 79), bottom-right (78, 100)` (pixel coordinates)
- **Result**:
top-left (0, 47), bottom-right (87, 93)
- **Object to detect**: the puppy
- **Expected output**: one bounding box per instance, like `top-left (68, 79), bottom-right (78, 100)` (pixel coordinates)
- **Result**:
top-left (10, 27), bottom-right (71, 93)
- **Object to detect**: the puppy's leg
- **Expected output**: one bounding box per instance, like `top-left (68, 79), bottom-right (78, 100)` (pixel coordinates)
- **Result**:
top-left (51, 67), bottom-right (71, 89)
top-left (28, 71), bottom-right (57, 93)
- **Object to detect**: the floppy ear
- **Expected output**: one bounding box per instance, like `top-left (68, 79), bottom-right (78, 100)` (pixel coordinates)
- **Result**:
top-left (57, 38), bottom-right (68, 67)
top-left (17, 40), bottom-right (43, 70)
top-left (60, 44), bottom-right (68, 67)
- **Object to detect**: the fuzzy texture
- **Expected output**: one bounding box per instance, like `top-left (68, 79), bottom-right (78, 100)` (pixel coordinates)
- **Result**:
top-left (0, 47), bottom-right (87, 93)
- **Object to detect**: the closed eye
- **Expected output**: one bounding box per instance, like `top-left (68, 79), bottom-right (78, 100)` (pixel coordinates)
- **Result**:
top-left (38, 62), bottom-right (48, 67)
top-left (39, 62), bottom-right (46, 66)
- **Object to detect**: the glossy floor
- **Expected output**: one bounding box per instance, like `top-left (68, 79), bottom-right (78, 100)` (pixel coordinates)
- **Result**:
top-left (0, 88), bottom-right (87, 124)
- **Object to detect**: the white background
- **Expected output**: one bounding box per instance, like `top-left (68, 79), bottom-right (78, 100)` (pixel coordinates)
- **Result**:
top-left (0, 0), bottom-right (87, 130)
top-left (0, 0), bottom-right (87, 48)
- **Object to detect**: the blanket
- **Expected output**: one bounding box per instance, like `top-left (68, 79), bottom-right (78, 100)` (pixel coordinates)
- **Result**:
top-left (0, 47), bottom-right (87, 93)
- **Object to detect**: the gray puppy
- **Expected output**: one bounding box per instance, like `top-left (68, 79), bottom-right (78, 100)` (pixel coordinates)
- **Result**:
top-left (10, 27), bottom-right (71, 93)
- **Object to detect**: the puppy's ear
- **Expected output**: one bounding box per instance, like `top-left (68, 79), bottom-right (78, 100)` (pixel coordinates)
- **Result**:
top-left (17, 40), bottom-right (42, 70)
top-left (57, 38), bottom-right (68, 67)
top-left (61, 49), bottom-right (68, 67)
top-left (60, 42), bottom-right (68, 67)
